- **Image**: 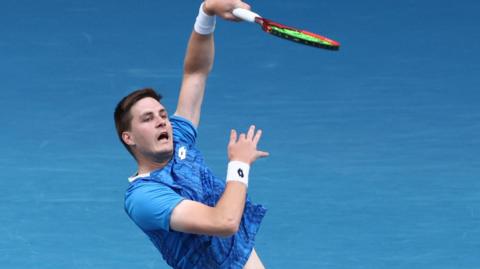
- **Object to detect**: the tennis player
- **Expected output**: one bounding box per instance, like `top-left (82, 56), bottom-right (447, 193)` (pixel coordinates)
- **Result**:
top-left (114, 0), bottom-right (268, 268)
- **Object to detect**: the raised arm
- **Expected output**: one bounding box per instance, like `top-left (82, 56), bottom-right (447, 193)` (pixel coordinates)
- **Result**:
top-left (174, 28), bottom-right (213, 128)
top-left (174, 0), bottom-right (251, 127)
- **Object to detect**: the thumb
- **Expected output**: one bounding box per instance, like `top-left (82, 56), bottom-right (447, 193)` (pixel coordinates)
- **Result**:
top-left (256, 150), bottom-right (270, 159)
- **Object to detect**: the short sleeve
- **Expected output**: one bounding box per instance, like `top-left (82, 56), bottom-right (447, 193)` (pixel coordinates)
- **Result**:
top-left (125, 182), bottom-right (184, 231)
top-left (170, 115), bottom-right (197, 146)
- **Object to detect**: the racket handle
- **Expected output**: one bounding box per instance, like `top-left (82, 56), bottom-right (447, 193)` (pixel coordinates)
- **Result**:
top-left (233, 8), bottom-right (261, 23)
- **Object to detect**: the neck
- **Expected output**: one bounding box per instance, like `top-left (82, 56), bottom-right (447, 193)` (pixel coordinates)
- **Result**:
top-left (136, 155), bottom-right (171, 175)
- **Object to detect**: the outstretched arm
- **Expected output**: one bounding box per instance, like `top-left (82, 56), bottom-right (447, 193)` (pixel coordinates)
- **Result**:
top-left (174, 0), bottom-right (251, 127)
top-left (174, 28), bottom-right (213, 128)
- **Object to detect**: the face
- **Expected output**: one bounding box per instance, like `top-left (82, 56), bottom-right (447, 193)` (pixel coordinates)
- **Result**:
top-left (122, 97), bottom-right (174, 163)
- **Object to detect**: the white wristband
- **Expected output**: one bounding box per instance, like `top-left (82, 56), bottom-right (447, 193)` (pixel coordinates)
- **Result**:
top-left (226, 161), bottom-right (250, 187)
top-left (194, 2), bottom-right (216, 35)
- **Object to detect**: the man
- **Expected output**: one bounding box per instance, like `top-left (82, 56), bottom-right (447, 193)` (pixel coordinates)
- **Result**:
top-left (114, 0), bottom-right (269, 268)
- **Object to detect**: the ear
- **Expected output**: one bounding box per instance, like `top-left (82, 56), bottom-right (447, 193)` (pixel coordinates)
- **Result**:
top-left (122, 131), bottom-right (135, 146)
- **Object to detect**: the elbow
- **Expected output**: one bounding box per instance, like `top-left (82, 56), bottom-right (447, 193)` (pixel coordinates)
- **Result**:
top-left (183, 64), bottom-right (213, 77)
top-left (225, 219), bottom-right (240, 236)
top-left (218, 218), bottom-right (240, 237)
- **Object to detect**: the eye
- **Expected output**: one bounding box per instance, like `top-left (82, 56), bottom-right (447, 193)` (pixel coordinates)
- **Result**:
top-left (142, 116), bottom-right (153, 122)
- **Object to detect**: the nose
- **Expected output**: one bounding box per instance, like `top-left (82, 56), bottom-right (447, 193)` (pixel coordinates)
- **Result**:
top-left (155, 115), bottom-right (166, 128)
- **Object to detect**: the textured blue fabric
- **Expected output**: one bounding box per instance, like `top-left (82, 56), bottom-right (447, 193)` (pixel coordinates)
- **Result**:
top-left (124, 115), bottom-right (267, 269)
top-left (124, 180), bottom-right (184, 231)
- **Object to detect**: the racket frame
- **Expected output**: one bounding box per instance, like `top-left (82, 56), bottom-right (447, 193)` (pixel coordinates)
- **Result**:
top-left (232, 8), bottom-right (340, 51)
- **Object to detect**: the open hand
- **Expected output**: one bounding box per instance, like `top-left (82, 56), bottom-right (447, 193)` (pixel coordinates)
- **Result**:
top-left (228, 125), bottom-right (269, 165)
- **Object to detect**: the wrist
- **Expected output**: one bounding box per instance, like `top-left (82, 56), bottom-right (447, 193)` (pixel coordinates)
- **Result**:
top-left (194, 2), bottom-right (216, 35)
top-left (226, 161), bottom-right (250, 187)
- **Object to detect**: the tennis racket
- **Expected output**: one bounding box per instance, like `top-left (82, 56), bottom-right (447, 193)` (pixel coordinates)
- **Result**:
top-left (233, 8), bottom-right (340, 51)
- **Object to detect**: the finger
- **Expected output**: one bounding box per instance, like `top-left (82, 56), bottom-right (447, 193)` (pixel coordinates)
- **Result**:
top-left (256, 150), bottom-right (270, 159)
top-left (236, 1), bottom-right (251, 10)
top-left (229, 129), bottom-right (237, 145)
top-left (231, 2), bottom-right (251, 22)
top-left (224, 13), bottom-right (233, 20)
top-left (223, 12), bottom-right (238, 21)
top-left (239, 133), bottom-right (246, 141)
top-left (252, 129), bottom-right (262, 145)
top-left (231, 14), bottom-right (244, 22)
top-left (246, 125), bottom-right (255, 140)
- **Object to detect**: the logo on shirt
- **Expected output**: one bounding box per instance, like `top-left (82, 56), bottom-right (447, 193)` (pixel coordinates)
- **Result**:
top-left (237, 168), bottom-right (244, 178)
top-left (178, 146), bottom-right (187, 160)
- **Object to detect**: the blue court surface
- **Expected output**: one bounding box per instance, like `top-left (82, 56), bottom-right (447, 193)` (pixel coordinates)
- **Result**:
top-left (1, 0), bottom-right (479, 268)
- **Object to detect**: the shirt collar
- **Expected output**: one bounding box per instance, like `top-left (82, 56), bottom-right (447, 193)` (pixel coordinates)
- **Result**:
top-left (128, 172), bottom-right (151, 183)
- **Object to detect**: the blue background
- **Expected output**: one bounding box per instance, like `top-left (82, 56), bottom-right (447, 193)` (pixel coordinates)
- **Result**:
top-left (1, 0), bottom-right (479, 268)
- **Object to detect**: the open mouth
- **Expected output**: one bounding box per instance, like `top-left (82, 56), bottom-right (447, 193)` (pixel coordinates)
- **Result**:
top-left (157, 132), bottom-right (169, 142)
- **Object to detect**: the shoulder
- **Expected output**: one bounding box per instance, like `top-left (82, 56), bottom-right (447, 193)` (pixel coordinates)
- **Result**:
top-left (171, 114), bottom-right (198, 146)
top-left (125, 181), bottom-right (184, 231)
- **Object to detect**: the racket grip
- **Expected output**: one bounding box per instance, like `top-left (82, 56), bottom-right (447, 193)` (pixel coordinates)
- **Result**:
top-left (232, 8), bottom-right (261, 23)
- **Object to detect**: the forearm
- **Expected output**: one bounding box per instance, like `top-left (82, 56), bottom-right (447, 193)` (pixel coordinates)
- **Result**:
top-left (169, 180), bottom-right (247, 237)
top-left (175, 29), bottom-right (214, 126)
top-left (213, 149), bottom-right (254, 235)
top-left (213, 181), bottom-right (247, 235)
top-left (183, 31), bottom-right (214, 75)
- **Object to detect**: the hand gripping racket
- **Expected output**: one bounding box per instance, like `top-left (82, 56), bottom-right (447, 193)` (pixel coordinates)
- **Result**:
top-left (233, 8), bottom-right (340, 51)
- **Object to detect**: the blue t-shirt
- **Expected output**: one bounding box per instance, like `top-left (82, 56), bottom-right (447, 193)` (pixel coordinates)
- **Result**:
top-left (124, 115), bottom-right (266, 269)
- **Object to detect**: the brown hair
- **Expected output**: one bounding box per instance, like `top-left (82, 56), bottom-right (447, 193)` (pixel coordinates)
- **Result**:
top-left (114, 88), bottom-right (162, 157)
